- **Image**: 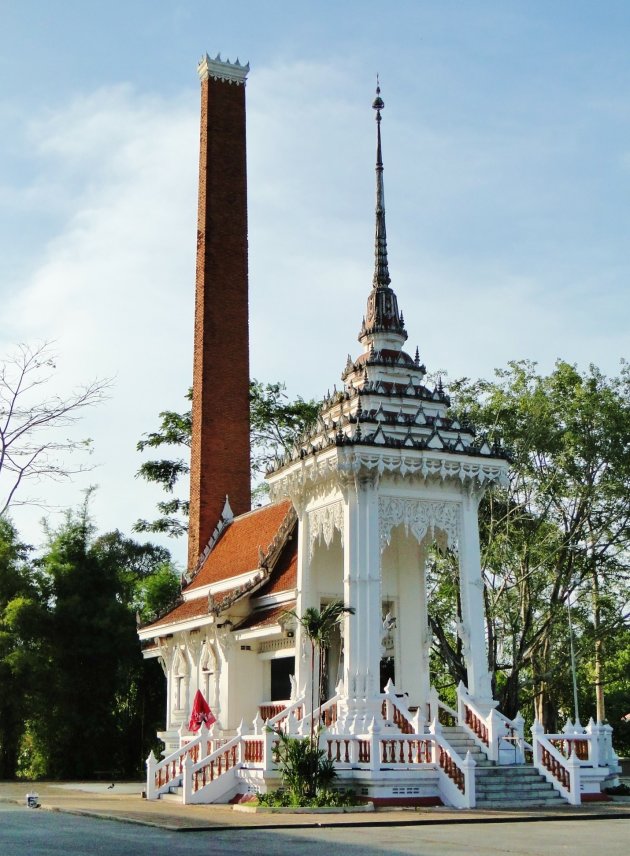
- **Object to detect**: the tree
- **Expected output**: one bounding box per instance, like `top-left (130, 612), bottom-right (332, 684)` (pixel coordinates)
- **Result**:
top-left (133, 391), bottom-right (192, 538)
top-left (2, 494), bottom-right (181, 780)
top-left (448, 360), bottom-right (630, 731)
top-left (0, 518), bottom-right (40, 778)
top-left (0, 342), bottom-right (110, 516)
top-left (249, 380), bottom-right (320, 486)
top-left (134, 380), bottom-right (319, 536)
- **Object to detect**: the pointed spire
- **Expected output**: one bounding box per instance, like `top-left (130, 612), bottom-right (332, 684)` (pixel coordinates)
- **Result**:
top-left (372, 78), bottom-right (390, 289)
top-left (358, 78), bottom-right (407, 350)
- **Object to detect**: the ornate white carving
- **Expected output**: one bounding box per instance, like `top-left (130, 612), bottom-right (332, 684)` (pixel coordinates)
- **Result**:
top-left (308, 501), bottom-right (344, 558)
top-left (269, 447), bottom-right (508, 505)
top-left (379, 496), bottom-right (459, 552)
top-left (197, 53), bottom-right (249, 85)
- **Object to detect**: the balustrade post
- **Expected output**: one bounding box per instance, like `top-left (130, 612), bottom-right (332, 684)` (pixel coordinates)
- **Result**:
top-left (368, 716), bottom-right (381, 772)
top-left (566, 746), bottom-right (581, 806)
top-left (462, 750), bottom-right (476, 808)
top-left (429, 715), bottom-right (441, 765)
top-left (411, 708), bottom-right (424, 735)
top-left (531, 719), bottom-right (543, 767)
top-left (428, 686), bottom-right (439, 724)
top-left (585, 719), bottom-right (600, 768)
top-left (286, 710), bottom-right (299, 735)
top-left (182, 752), bottom-right (193, 805)
top-left (146, 751), bottom-right (157, 800)
top-left (456, 681), bottom-right (467, 726)
top-left (487, 708), bottom-right (501, 762)
top-left (252, 712), bottom-right (263, 736)
top-left (263, 727), bottom-right (275, 772)
top-left (513, 712), bottom-right (525, 763)
top-left (198, 723), bottom-right (208, 758)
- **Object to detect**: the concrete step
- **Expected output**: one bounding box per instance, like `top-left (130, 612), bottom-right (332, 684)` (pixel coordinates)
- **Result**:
top-left (475, 762), bottom-right (569, 808)
top-left (159, 791), bottom-right (183, 803)
top-left (476, 797), bottom-right (566, 809)
top-left (476, 779), bottom-right (562, 794)
top-left (477, 787), bottom-right (558, 799)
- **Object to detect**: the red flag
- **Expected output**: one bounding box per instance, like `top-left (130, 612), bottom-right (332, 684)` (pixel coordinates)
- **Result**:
top-left (188, 689), bottom-right (216, 732)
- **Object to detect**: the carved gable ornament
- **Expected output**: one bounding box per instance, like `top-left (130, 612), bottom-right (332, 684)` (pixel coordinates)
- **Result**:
top-left (379, 496), bottom-right (459, 553)
top-left (308, 501), bottom-right (344, 558)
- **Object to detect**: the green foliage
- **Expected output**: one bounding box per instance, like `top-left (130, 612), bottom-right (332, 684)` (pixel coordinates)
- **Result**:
top-left (135, 381), bottom-right (319, 535)
top-left (249, 380), bottom-right (319, 484)
top-left (257, 785), bottom-right (358, 808)
top-left (447, 359), bottom-right (630, 729)
top-left (0, 495), bottom-right (180, 780)
top-left (267, 731), bottom-right (337, 803)
top-left (0, 517), bottom-right (38, 779)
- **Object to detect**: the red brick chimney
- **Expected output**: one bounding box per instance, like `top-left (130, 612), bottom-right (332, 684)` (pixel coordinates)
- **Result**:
top-left (188, 54), bottom-right (252, 570)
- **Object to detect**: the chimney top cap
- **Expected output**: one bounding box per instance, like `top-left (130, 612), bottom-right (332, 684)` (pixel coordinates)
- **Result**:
top-left (198, 53), bottom-right (250, 85)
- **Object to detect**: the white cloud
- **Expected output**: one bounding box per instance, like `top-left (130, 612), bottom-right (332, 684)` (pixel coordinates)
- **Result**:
top-left (2, 58), bottom-right (628, 561)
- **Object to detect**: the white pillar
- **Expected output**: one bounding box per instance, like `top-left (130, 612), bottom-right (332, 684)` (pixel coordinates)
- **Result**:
top-left (293, 506), bottom-right (312, 702)
top-left (458, 492), bottom-right (494, 706)
top-left (342, 476), bottom-right (381, 731)
top-left (417, 543), bottom-right (432, 710)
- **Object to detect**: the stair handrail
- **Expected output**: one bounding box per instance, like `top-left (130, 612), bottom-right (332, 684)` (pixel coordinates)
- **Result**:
top-left (182, 733), bottom-right (243, 804)
top-left (265, 696), bottom-right (306, 730)
top-left (296, 692), bottom-right (342, 734)
top-left (380, 680), bottom-right (423, 734)
top-left (531, 720), bottom-right (582, 805)
top-left (457, 682), bottom-right (528, 763)
top-left (428, 685), bottom-right (458, 727)
top-left (429, 716), bottom-right (476, 808)
top-left (146, 725), bottom-right (212, 800)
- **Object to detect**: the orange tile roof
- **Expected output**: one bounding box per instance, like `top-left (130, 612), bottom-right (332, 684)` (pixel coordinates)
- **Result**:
top-left (143, 598), bottom-right (210, 632)
top-left (256, 539), bottom-right (297, 597)
top-left (236, 600), bottom-right (296, 631)
top-left (186, 500), bottom-right (293, 592)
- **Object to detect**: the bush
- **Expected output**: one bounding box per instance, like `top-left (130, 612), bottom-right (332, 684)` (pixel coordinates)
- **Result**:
top-left (271, 731), bottom-right (336, 801)
top-left (257, 787), bottom-right (359, 808)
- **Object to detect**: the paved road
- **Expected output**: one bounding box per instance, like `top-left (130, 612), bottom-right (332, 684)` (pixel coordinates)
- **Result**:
top-left (1, 804), bottom-right (628, 856)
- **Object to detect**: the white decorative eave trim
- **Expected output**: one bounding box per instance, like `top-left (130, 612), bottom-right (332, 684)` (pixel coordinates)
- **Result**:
top-left (197, 53), bottom-right (249, 85)
top-left (138, 613), bottom-right (215, 641)
top-left (252, 590), bottom-right (297, 610)
top-left (183, 569), bottom-right (261, 601)
top-left (141, 646), bottom-right (161, 660)
top-left (268, 446), bottom-right (509, 500)
top-left (233, 624), bottom-right (283, 642)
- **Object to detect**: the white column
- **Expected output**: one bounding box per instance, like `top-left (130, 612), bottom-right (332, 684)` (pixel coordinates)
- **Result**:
top-left (294, 506), bottom-right (313, 704)
top-left (417, 543), bottom-right (432, 710)
top-left (458, 492), bottom-right (494, 707)
top-left (342, 476), bottom-right (381, 731)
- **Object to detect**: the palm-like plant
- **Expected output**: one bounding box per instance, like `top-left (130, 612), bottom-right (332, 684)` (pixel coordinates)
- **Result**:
top-left (286, 603), bottom-right (354, 735)
top-left (284, 600), bottom-right (354, 796)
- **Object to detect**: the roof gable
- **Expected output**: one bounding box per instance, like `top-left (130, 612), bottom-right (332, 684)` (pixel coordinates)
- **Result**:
top-left (185, 499), bottom-right (293, 592)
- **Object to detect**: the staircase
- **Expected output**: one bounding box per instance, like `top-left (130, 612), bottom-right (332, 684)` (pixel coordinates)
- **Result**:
top-left (440, 725), bottom-right (567, 808)
top-left (440, 725), bottom-right (493, 768)
top-left (475, 766), bottom-right (567, 808)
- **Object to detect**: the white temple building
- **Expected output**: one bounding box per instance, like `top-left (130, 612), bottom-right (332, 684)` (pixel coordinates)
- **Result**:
top-left (138, 55), bottom-right (620, 809)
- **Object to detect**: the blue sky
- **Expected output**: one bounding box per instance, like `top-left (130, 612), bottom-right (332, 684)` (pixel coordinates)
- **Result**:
top-left (1, 1), bottom-right (628, 564)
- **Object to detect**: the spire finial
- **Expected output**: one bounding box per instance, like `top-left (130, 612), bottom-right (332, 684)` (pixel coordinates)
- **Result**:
top-left (372, 77), bottom-right (390, 289)
top-left (357, 78), bottom-right (407, 350)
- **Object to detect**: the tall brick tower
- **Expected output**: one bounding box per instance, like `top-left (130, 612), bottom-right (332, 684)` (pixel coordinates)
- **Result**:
top-left (188, 54), bottom-right (252, 570)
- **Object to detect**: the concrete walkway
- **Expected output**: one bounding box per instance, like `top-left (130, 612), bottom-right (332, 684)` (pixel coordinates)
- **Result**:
top-left (1, 781), bottom-right (629, 831)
